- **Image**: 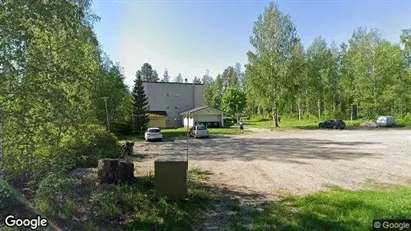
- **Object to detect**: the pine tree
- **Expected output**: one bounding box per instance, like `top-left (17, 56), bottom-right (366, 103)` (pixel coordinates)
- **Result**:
top-left (131, 72), bottom-right (150, 135)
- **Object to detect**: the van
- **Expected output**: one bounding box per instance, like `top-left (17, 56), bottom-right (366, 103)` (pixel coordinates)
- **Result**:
top-left (376, 116), bottom-right (396, 127)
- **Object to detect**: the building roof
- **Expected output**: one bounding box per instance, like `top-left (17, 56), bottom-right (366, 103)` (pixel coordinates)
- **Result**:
top-left (148, 111), bottom-right (168, 117)
top-left (142, 81), bottom-right (203, 86)
top-left (179, 106), bottom-right (226, 115)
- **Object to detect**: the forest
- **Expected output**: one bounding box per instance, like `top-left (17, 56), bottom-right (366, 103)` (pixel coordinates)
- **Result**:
top-left (1, 0), bottom-right (410, 229)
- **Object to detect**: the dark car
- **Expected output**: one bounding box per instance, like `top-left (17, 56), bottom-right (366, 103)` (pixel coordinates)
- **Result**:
top-left (319, 119), bottom-right (345, 129)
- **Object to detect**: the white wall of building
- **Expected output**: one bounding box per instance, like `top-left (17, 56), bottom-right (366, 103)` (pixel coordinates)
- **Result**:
top-left (183, 117), bottom-right (194, 127)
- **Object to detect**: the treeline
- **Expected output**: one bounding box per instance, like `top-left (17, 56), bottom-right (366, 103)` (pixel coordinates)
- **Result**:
top-left (243, 2), bottom-right (411, 126)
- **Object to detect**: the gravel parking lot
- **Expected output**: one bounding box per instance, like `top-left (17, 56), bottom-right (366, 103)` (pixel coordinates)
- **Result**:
top-left (134, 129), bottom-right (411, 199)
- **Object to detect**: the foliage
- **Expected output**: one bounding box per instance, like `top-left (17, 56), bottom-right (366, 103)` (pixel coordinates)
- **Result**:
top-left (161, 68), bottom-right (170, 82)
top-left (0, 0), bottom-right (109, 183)
top-left (32, 170), bottom-right (215, 230)
top-left (246, 2), bottom-right (298, 127)
top-left (212, 74), bottom-right (224, 109)
top-left (137, 63), bottom-right (159, 82)
top-left (221, 88), bottom-right (246, 117)
top-left (222, 66), bottom-right (239, 89)
top-left (234, 62), bottom-right (245, 89)
top-left (94, 58), bottom-right (131, 133)
top-left (131, 72), bottom-right (150, 135)
top-left (193, 76), bottom-right (202, 84)
top-left (173, 73), bottom-right (184, 83)
top-left (58, 124), bottom-right (121, 170)
top-left (203, 70), bottom-right (215, 107)
top-left (243, 2), bottom-right (411, 121)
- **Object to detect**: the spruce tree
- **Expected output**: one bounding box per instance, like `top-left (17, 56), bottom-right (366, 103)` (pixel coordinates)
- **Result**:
top-left (131, 72), bottom-right (150, 135)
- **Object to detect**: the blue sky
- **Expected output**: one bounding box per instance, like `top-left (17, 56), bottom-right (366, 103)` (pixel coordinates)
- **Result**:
top-left (91, 0), bottom-right (411, 88)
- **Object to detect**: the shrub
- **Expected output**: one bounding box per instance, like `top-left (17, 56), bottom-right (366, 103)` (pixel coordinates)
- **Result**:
top-left (249, 114), bottom-right (269, 122)
top-left (223, 117), bottom-right (236, 127)
top-left (35, 173), bottom-right (76, 220)
top-left (112, 121), bottom-right (133, 135)
top-left (58, 124), bottom-right (121, 170)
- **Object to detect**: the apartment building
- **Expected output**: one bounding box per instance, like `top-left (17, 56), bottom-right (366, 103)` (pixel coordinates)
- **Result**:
top-left (143, 82), bottom-right (204, 128)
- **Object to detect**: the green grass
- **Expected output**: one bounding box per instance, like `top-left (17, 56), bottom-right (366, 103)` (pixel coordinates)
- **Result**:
top-left (232, 185), bottom-right (411, 231)
top-left (245, 119), bottom-right (368, 130)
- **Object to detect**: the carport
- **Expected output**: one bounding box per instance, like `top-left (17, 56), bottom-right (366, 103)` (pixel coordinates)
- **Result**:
top-left (180, 106), bottom-right (225, 128)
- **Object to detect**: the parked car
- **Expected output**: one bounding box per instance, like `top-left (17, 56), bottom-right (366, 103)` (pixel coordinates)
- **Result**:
top-left (189, 125), bottom-right (209, 138)
top-left (319, 119), bottom-right (345, 129)
top-left (144, 128), bottom-right (163, 141)
top-left (376, 116), bottom-right (396, 127)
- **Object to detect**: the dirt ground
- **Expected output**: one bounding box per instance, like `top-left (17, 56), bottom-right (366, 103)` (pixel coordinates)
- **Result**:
top-left (132, 129), bottom-right (411, 200)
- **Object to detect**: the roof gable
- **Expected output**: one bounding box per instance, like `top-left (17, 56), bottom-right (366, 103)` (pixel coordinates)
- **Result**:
top-left (179, 106), bottom-right (225, 115)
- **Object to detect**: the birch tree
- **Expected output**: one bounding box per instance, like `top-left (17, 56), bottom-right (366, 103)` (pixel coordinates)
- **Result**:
top-left (246, 2), bottom-right (298, 127)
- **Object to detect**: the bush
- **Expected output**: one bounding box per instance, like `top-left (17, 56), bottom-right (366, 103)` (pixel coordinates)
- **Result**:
top-left (35, 173), bottom-right (76, 220)
top-left (401, 113), bottom-right (411, 122)
top-left (112, 121), bottom-right (133, 135)
top-left (303, 113), bottom-right (318, 121)
top-left (58, 124), bottom-right (121, 170)
top-left (249, 114), bottom-right (269, 122)
top-left (223, 117), bottom-right (236, 127)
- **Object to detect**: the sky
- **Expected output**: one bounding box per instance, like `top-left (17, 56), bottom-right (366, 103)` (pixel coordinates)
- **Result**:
top-left (91, 0), bottom-right (411, 88)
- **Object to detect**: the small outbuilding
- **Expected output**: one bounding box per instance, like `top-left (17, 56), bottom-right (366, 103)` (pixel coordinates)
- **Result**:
top-left (179, 106), bottom-right (225, 128)
top-left (148, 111), bottom-right (168, 128)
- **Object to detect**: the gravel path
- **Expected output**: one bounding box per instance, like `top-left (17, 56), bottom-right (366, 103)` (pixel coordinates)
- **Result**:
top-left (134, 129), bottom-right (411, 198)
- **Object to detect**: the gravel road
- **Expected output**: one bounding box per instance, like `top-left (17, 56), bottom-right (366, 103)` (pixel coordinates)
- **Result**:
top-left (133, 129), bottom-right (411, 199)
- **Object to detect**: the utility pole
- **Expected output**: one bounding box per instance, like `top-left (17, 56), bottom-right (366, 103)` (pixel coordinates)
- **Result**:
top-left (102, 97), bottom-right (110, 132)
top-left (186, 111), bottom-right (190, 162)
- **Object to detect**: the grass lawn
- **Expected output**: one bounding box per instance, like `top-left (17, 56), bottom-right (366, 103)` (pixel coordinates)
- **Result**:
top-left (245, 119), bottom-right (367, 130)
top-left (231, 185), bottom-right (411, 230)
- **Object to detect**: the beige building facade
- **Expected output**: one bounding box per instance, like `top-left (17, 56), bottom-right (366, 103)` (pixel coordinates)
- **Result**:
top-left (143, 82), bottom-right (204, 128)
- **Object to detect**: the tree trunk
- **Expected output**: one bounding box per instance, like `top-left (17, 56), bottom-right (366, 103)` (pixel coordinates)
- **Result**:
top-left (272, 105), bottom-right (279, 128)
top-left (98, 159), bottom-right (134, 184)
top-left (117, 161), bottom-right (135, 183)
top-left (297, 100), bottom-right (301, 121)
top-left (317, 99), bottom-right (321, 120)
top-left (350, 104), bottom-right (353, 122)
top-left (275, 106), bottom-right (279, 127)
top-left (305, 89), bottom-right (309, 115)
top-left (98, 159), bottom-right (119, 184)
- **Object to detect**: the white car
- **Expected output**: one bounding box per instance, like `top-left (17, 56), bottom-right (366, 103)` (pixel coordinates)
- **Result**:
top-left (376, 116), bottom-right (396, 127)
top-left (145, 128), bottom-right (163, 141)
top-left (189, 125), bottom-right (209, 138)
